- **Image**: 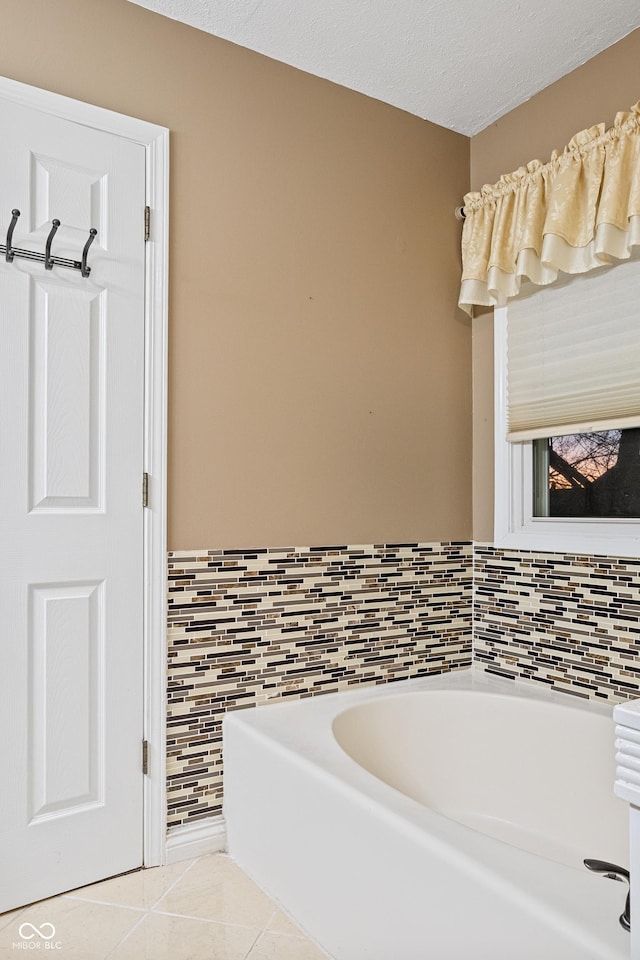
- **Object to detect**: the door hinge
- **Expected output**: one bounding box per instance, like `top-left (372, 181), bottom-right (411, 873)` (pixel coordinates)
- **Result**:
top-left (144, 205), bottom-right (150, 242)
top-left (142, 472), bottom-right (149, 508)
top-left (142, 739), bottom-right (150, 776)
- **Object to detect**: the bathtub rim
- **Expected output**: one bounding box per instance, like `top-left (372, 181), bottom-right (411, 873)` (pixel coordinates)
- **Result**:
top-left (223, 668), bottom-right (619, 846)
top-left (224, 665), bottom-right (616, 745)
top-left (223, 666), bottom-right (625, 886)
top-left (223, 667), bottom-right (629, 959)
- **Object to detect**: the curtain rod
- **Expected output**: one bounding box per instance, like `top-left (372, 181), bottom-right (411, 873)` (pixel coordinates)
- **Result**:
top-left (455, 206), bottom-right (466, 221)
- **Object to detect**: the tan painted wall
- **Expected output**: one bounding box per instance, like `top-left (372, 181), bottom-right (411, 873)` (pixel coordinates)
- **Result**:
top-left (0, 0), bottom-right (471, 550)
top-left (470, 29), bottom-right (640, 542)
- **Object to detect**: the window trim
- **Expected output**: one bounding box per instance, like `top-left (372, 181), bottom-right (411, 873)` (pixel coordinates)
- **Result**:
top-left (494, 305), bottom-right (640, 558)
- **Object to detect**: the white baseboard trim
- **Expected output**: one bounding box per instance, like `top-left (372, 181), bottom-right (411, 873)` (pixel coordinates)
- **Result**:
top-left (165, 815), bottom-right (227, 864)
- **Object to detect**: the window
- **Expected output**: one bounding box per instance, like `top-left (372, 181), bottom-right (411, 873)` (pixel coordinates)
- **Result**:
top-left (494, 259), bottom-right (640, 557)
top-left (533, 430), bottom-right (640, 519)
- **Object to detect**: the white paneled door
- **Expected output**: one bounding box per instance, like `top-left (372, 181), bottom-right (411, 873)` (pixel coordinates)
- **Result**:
top-left (0, 95), bottom-right (147, 911)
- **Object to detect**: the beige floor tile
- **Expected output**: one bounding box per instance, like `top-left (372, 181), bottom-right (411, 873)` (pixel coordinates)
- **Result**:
top-left (0, 897), bottom-right (143, 960)
top-left (108, 912), bottom-right (258, 960)
top-left (155, 854), bottom-right (275, 928)
top-left (266, 909), bottom-right (307, 937)
top-left (0, 906), bottom-right (26, 933)
top-left (66, 860), bottom-right (193, 909)
top-left (247, 931), bottom-right (330, 960)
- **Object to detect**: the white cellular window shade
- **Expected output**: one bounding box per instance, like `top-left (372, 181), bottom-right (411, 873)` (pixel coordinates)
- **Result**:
top-left (506, 258), bottom-right (640, 441)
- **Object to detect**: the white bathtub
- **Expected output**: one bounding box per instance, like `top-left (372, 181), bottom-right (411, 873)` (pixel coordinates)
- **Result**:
top-left (223, 670), bottom-right (630, 960)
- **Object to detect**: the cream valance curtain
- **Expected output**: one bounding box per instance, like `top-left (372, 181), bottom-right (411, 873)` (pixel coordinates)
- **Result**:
top-left (458, 102), bottom-right (640, 316)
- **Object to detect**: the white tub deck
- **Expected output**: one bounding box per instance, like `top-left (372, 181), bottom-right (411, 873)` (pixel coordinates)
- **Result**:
top-left (223, 669), bottom-right (630, 960)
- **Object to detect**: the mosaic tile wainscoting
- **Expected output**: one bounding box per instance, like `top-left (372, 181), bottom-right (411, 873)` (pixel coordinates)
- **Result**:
top-left (474, 545), bottom-right (640, 701)
top-left (167, 542), bottom-right (472, 830)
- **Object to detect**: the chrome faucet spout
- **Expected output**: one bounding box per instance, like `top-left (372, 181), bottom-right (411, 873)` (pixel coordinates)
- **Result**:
top-left (584, 859), bottom-right (630, 932)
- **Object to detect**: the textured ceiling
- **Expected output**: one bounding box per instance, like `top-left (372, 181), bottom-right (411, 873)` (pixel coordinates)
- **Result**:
top-left (126, 0), bottom-right (640, 136)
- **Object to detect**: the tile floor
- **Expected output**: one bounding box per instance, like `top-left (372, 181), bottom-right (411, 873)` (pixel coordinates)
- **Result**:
top-left (0, 853), bottom-right (332, 959)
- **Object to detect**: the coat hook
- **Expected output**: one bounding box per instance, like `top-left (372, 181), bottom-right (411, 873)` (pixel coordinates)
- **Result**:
top-left (2, 209), bottom-right (95, 276)
top-left (80, 228), bottom-right (97, 278)
top-left (44, 219), bottom-right (60, 270)
top-left (5, 208), bottom-right (20, 262)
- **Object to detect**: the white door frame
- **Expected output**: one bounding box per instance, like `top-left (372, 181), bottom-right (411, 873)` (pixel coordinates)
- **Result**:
top-left (0, 76), bottom-right (169, 867)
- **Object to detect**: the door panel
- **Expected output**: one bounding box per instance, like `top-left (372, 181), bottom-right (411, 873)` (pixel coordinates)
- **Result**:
top-left (30, 152), bottom-right (108, 242)
top-left (30, 281), bottom-right (105, 510)
top-left (29, 581), bottom-right (104, 820)
top-left (0, 95), bottom-right (146, 911)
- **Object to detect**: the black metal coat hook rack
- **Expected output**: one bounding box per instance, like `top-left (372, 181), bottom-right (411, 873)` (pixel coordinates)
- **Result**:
top-left (1, 209), bottom-right (97, 277)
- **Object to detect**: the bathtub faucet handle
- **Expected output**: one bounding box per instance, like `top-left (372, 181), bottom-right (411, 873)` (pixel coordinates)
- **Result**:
top-left (584, 859), bottom-right (630, 932)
